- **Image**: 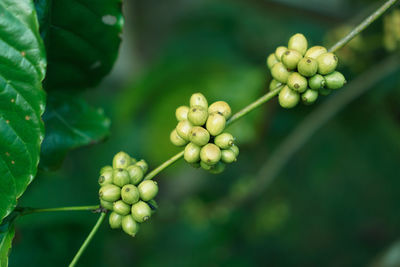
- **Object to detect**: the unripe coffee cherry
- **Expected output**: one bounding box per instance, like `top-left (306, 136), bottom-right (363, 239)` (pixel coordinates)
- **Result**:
top-left (209, 162), bottom-right (226, 174)
top-left (190, 93), bottom-right (208, 109)
top-left (278, 85), bottom-right (300, 109)
top-left (131, 201), bottom-right (152, 223)
top-left (99, 184), bottom-right (121, 202)
top-left (184, 142), bottom-right (201, 163)
top-left (170, 129), bottom-right (188, 146)
top-left (319, 87), bottom-right (331, 96)
top-left (281, 49), bottom-right (302, 70)
top-left (200, 161), bottom-right (212, 170)
top-left (316, 52), bottom-right (338, 75)
top-left (121, 184), bottom-right (140, 204)
top-left (301, 89), bottom-right (318, 105)
top-left (113, 151), bottom-right (131, 169)
top-left (113, 200), bottom-right (131, 216)
top-left (214, 132), bottom-right (234, 149)
top-left (304, 46), bottom-right (327, 59)
top-left (275, 46), bottom-right (287, 61)
top-left (324, 71), bottom-right (346, 89)
top-left (98, 170), bottom-right (113, 186)
top-left (100, 199), bottom-right (114, 210)
top-left (221, 149), bottom-right (237, 163)
top-left (175, 105), bottom-right (189, 121)
top-left (136, 160), bottom-right (148, 173)
top-left (269, 79), bottom-right (283, 91)
top-left (127, 165), bottom-right (144, 185)
top-left (208, 101), bottom-right (232, 120)
top-left (266, 53), bottom-right (279, 69)
top-left (200, 143), bottom-right (221, 165)
top-left (189, 126), bottom-right (210, 146)
top-left (138, 180), bottom-right (159, 201)
top-left (122, 215), bottom-right (140, 237)
top-left (113, 168), bottom-right (130, 187)
top-left (176, 120), bottom-right (193, 141)
top-left (271, 62), bottom-right (291, 83)
top-left (130, 157), bottom-right (137, 165)
top-left (308, 74), bottom-right (326, 90)
top-left (230, 144), bottom-right (239, 157)
top-left (298, 57), bottom-right (318, 77)
top-left (287, 72), bottom-right (308, 93)
top-left (288, 33), bottom-right (308, 55)
top-left (109, 212), bottom-right (123, 229)
top-left (187, 105), bottom-right (208, 126)
top-left (100, 165), bottom-right (113, 174)
top-left (206, 113), bottom-right (226, 136)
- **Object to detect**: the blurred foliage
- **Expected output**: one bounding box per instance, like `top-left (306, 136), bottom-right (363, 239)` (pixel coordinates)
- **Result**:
top-left (9, 0), bottom-right (400, 266)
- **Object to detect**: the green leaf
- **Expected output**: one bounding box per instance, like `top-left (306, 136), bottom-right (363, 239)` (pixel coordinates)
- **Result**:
top-left (0, 225), bottom-right (15, 267)
top-left (38, 0), bottom-right (123, 91)
top-left (40, 94), bottom-right (111, 170)
top-left (0, 0), bottom-right (46, 221)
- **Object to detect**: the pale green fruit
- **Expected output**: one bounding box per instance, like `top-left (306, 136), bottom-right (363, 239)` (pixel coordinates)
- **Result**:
top-left (266, 53), bottom-right (279, 69)
top-left (275, 46), bottom-right (287, 61)
top-left (206, 113), bottom-right (226, 136)
top-left (317, 52), bottom-right (338, 75)
top-left (301, 89), bottom-right (319, 105)
top-left (304, 46), bottom-right (327, 59)
top-left (113, 200), bottom-right (131, 216)
top-left (113, 168), bottom-right (130, 187)
top-left (214, 132), bottom-right (234, 149)
top-left (269, 79), bottom-right (283, 91)
top-left (298, 57), bottom-right (318, 77)
top-left (98, 170), bottom-right (113, 186)
top-left (176, 120), bottom-right (193, 141)
top-left (187, 105), bottom-right (208, 126)
top-left (113, 151), bottom-right (131, 169)
top-left (221, 149), bottom-right (237, 163)
top-left (184, 142), bottom-right (201, 163)
top-left (100, 165), bottom-right (113, 175)
top-left (200, 143), bottom-right (221, 165)
top-left (324, 71), bottom-right (346, 89)
top-left (288, 33), bottom-right (308, 55)
top-left (136, 159), bottom-right (148, 173)
top-left (122, 215), bottom-right (140, 236)
top-left (281, 49), bottom-right (302, 70)
top-left (287, 72), bottom-right (308, 93)
top-left (308, 74), bottom-right (326, 90)
top-left (109, 212), bottom-right (123, 229)
top-left (190, 93), bottom-right (208, 109)
top-left (127, 165), bottom-right (144, 185)
top-left (138, 180), bottom-right (159, 201)
top-left (170, 129), bottom-right (188, 146)
top-left (278, 85), bottom-right (300, 109)
top-left (100, 199), bottom-right (114, 210)
top-left (189, 126), bottom-right (210, 146)
top-left (208, 101), bottom-right (232, 119)
top-left (99, 184), bottom-right (120, 202)
top-left (271, 62), bottom-right (291, 83)
top-left (175, 105), bottom-right (189, 121)
top-left (121, 184), bottom-right (140, 204)
top-left (131, 201), bottom-right (152, 223)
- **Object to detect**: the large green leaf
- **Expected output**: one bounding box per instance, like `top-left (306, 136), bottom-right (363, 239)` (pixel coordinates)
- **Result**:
top-left (0, 226), bottom-right (15, 267)
top-left (0, 0), bottom-right (46, 221)
top-left (40, 94), bottom-right (111, 170)
top-left (38, 0), bottom-right (123, 91)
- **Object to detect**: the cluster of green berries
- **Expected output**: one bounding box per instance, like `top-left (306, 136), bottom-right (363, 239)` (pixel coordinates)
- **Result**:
top-left (98, 152), bottom-right (158, 237)
top-left (170, 93), bottom-right (239, 174)
top-left (267, 33), bottom-right (346, 108)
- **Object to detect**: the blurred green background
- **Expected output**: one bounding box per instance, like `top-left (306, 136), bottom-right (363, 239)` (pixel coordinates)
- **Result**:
top-left (10, 0), bottom-right (400, 266)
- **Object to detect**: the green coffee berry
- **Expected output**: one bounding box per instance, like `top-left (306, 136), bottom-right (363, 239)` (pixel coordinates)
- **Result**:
top-left (275, 46), bottom-right (287, 61)
top-left (98, 170), bottom-right (113, 186)
top-left (304, 46), bottom-right (327, 59)
top-left (308, 74), bottom-right (326, 90)
top-left (287, 72), bottom-right (308, 93)
top-left (113, 151), bottom-right (131, 169)
top-left (100, 165), bottom-right (113, 175)
top-left (113, 200), bottom-right (131, 216)
top-left (324, 71), bottom-right (346, 89)
top-left (130, 157), bottom-right (137, 165)
top-left (209, 162), bottom-right (226, 174)
top-left (301, 89), bottom-right (318, 105)
top-left (221, 149), bottom-right (237, 163)
top-left (170, 129), bottom-right (188, 146)
top-left (131, 201), bottom-right (152, 223)
top-left (200, 143), bottom-right (221, 165)
top-left (122, 215), bottom-right (140, 237)
top-left (109, 212), bottom-right (123, 229)
top-left (266, 53), bottom-right (279, 69)
top-left (230, 144), bottom-right (239, 157)
top-left (100, 199), bottom-right (114, 210)
top-left (127, 165), bottom-right (144, 185)
top-left (288, 33), bottom-right (308, 55)
top-left (136, 159), bottom-right (148, 174)
top-left (298, 57), bottom-right (318, 77)
top-left (176, 120), bottom-right (193, 141)
top-left (99, 184), bottom-right (121, 202)
top-left (319, 87), bottom-right (332, 96)
top-left (187, 105), bottom-right (208, 126)
top-left (281, 49), bottom-right (303, 70)
top-left (138, 180), bottom-right (159, 201)
top-left (175, 105), bottom-right (189, 121)
top-left (208, 101), bottom-right (232, 120)
top-left (206, 113), bottom-right (226, 136)
top-left (269, 79), bottom-right (283, 91)
top-left (200, 161), bottom-right (212, 171)
top-left (214, 132), bottom-right (234, 149)
top-left (184, 142), bottom-right (201, 163)
top-left (121, 184), bottom-right (140, 204)
top-left (190, 93), bottom-right (208, 109)
top-left (271, 62), bottom-right (291, 83)
top-left (316, 52), bottom-right (338, 75)
top-left (278, 85), bottom-right (300, 109)
top-left (113, 168), bottom-right (130, 187)
top-left (189, 126), bottom-right (210, 146)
